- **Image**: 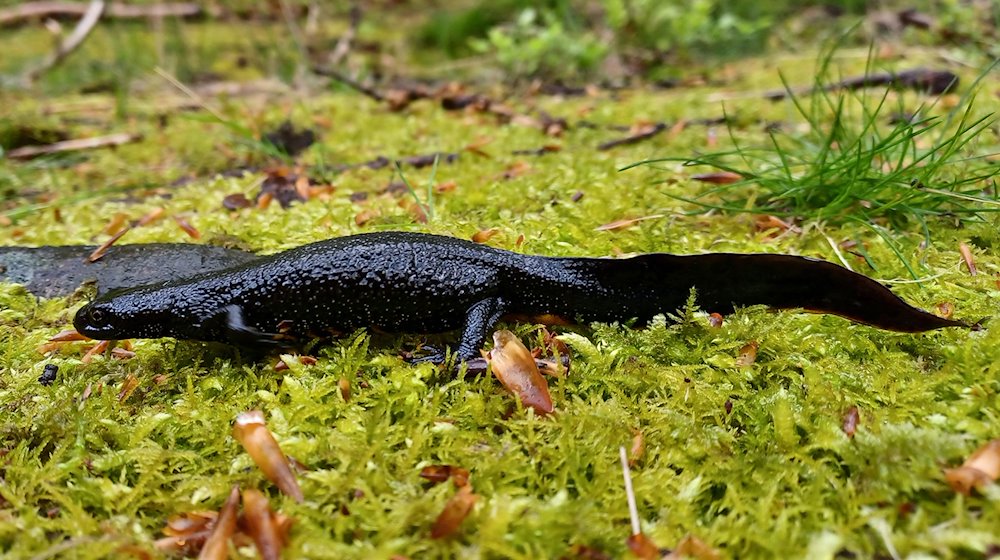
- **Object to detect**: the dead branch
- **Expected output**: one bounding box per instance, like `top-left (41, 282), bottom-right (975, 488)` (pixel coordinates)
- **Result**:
top-left (328, 3), bottom-right (361, 67)
top-left (0, 1), bottom-right (202, 27)
top-left (6, 132), bottom-right (141, 160)
top-left (597, 123), bottom-right (666, 150)
top-left (763, 68), bottom-right (960, 100)
top-left (22, 0), bottom-right (104, 84)
top-left (312, 66), bottom-right (385, 101)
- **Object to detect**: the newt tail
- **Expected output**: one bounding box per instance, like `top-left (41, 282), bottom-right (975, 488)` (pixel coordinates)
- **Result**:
top-left (73, 232), bottom-right (968, 361)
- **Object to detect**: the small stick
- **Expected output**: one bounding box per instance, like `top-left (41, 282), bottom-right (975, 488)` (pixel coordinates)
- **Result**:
top-left (22, 0), bottom-right (105, 83)
top-left (312, 66), bottom-right (384, 102)
top-left (959, 242), bottom-right (977, 276)
top-left (6, 131), bottom-right (140, 159)
top-left (154, 66), bottom-right (228, 122)
top-left (0, 2), bottom-right (202, 26)
top-left (597, 123), bottom-right (667, 151)
top-left (327, 3), bottom-right (360, 67)
top-left (619, 446), bottom-right (641, 536)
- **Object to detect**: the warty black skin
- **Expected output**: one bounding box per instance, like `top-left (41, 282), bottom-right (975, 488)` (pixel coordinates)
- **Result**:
top-left (73, 231), bottom-right (968, 360)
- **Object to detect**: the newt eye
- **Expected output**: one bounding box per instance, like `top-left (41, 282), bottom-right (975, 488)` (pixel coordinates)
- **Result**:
top-left (89, 308), bottom-right (106, 323)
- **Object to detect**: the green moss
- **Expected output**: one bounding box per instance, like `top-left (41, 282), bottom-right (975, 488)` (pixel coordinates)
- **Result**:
top-left (2, 19), bottom-right (999, 559)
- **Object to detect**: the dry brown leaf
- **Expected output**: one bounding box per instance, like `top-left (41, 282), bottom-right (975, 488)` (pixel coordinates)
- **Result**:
top-left (173, 215), bottom-right (201, 239)
top-left (434, 180), bottom-right (458, 194)
top-left (338, 378), bottom-right (351, 402)
top-left (102, 213), bottom-right (129, 236)
top-left (117, 373), bottom-right (140, 403)
top-left (48, 329), bottom-right (90, 343)
top-left (232, 411), bottom-right (304, 502)
top-left (430, 484), bottom-right (477, 539)
top-left (354, 209), bottom-right (378, 226)
top-left (626, 533), bottom-right (659, 559)
top-left (88, 227), bottom-right (131, 262)
top-left (488, 330), bottom-right (553, 416)
top-left (471, 228), bottom-right (500, 243)
top-left (629, 431), bottom-right (645, 466)
top-left (136, 207), bottom-right (165, 227)
top-left (753, 215), bottom-right (800, 235)
top-left (842, 406), bottom-right (860, 438)
top-left (595, 214), bottom-right (665, 232)
top-left (944, 439), bottom-right (1000, 495)
top-left (242, 489), bottom-right (284, 560)
top-left (419, 465), bottom-right (470, 488)
top-left (736, 341), bottom-right (759, 367)
top-left (500, 160), bottom-right (533, 180)
top-left (666, 119), bottom-right (688, 141)
top-left (959, 242), bottom-right (977, 276)
top-left (257, 192), bottom-right (274, 210)
top-left (197, 486), bottom-right (240, 560)
top-left (464, 136), bottom-right (493, 157)
top-left (664, 534), bottom-right (722, 560)
top-left (936, 302), bottom-right (955, 320)
top-left (81, 340), bottom-right (110, 363)
top-left (691, 171), bottom-right (743, 184)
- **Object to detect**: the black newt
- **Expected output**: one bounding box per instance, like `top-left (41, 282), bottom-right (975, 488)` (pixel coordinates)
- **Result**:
top-left (73, 231), bottom-right (968, 361)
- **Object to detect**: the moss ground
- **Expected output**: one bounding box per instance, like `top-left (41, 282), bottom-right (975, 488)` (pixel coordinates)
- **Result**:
top-left (1, 16), bottom-right (999, 560)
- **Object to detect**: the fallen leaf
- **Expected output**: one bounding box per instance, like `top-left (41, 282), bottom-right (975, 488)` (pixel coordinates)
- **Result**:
top-left (736, 341), bottom-right (759, 367)
top-left (500, 160), bottom-right (533, 180)
top-left (102, 213), bottom-right (129, 236)
top-left (629, 431), bottom-right (645, 466)
top-left (464, 136), bottom-right (493, 157)
top-left (354, 209), bottom-right (378, 226)
top-left (944, 439), bottom-right (1000, 495)
top-left (664, 534), bottom-right (722, 560)
top-left (223, 193), bottom-right (253, 210)
top-left (488, 330), bottom-right (553, 416)
top-left (626, 533), bottom-right (659, 559)
top-left (88, 227), bottom-right (131, 262)
top-left (242, 489), bottom-right (284, 560)
top-left (842, 406), bottom-right (860, 438)
top-left (117, 373), bottom-right (140, 403)
top-left (434, 181), bottom-right (458, 194)
top-left (197, 486), bottom-right (240, 560)
top-left (959, 242), bottom-right (977, 276)
top-left (136, 207), bottom-right (165, 227)
top-left (419, 465), bottom-right (470, 488)
top-left (81, 340), bottom-right (110, 363)
top-left (430, 485), bottom-right (477, 539)
top-left (232, 411), bottom-right (304, 502)
top-left (595, 214), bottom-right (665, 232)
top-left (472, 228), bottom-right (500, 243)
top-left (936, 302), bottom-right (955, 320)
top-left (173, 216), bottom-right (201, 239)
top-left (566, 544), bottom-right (613, 560)
top-left (691, 171), bottom-right (743, 184)
top-left (338, 378), bottom-right (351, 402)
top-left (47, 329), bottom-right (90, 343)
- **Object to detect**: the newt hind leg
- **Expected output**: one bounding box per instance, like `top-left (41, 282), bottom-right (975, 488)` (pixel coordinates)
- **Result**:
top-left (403, 297), bottom-right (508, 365)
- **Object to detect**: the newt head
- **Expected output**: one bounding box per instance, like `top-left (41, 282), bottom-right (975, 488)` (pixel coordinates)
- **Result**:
top-left (73, 286), bottom-right (189, 340)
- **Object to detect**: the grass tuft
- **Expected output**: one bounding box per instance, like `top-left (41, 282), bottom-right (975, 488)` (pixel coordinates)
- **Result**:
top-left (629, 51), bottom-right (1000, 235)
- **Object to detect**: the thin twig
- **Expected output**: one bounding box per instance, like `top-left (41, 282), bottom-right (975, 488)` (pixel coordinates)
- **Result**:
top-left (312, 66), bottom-right (384, 101)
top-left (0, 1), bottom-right (202, 26)
top-left (153, 66), bottom-right (228, 122)
top-left (23, 0), bottom-right (104, 84)
top-left (597, 123), bottom-right (667, 151)
top-left (6, 132), bottom-right (141, 160)
top-left (278, 0), bottom-right (309, 86)
top-left (619, 446), bottom-right (641, 536)
top-left (328, 3), bottom-right (361, 67)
